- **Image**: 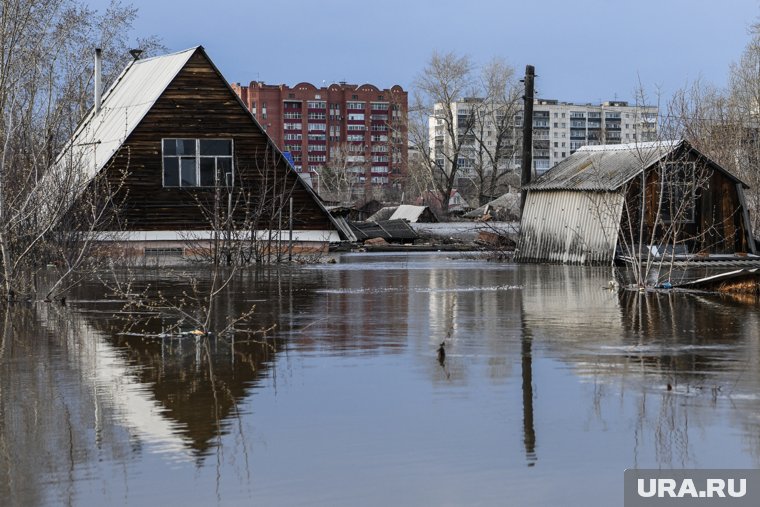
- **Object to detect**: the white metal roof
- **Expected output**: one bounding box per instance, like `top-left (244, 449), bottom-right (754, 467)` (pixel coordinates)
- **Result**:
top-left (389, 204), bottom-right (430, 222)
top-left (576, 140), bottom-right (681, 153)
top-left (53, 47), bottom-right (199, 180)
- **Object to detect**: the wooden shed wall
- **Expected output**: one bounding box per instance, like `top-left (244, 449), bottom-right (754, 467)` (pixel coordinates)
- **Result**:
top-left (624, 153), bottom-right (751, 254)
top-left (99, 50), bottom-right (334, 232)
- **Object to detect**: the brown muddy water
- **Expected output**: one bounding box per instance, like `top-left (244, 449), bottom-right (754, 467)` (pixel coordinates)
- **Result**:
top-left (1, 252), bottom-right (759, 506)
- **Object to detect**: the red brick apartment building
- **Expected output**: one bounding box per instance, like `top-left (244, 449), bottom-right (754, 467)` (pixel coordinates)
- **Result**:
top-left (231, 81), bottom-right (408, 195)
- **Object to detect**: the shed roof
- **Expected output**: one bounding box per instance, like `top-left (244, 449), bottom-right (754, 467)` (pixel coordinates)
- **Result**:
top-left (526, 141), bottom-right (677, 191)
top-left (525, 140), bottom-right (747, 191)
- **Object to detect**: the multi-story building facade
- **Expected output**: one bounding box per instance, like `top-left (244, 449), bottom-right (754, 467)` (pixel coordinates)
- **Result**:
top-left (527, 99), bottom-right (658, 173)
top-left (429, 99), bottom-right (658, 184)
top-left (231, 81), bottom-right (408, 194)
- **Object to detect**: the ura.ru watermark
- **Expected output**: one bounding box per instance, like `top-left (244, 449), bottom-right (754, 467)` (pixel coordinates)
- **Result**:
top-left (624, 470), bottom-right (760, 506)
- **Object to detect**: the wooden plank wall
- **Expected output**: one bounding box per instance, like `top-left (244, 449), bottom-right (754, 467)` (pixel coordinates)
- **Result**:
top-left (101, 50), bottom-right (334, 232)
top-left (625, 151), bottom-right (749, 254)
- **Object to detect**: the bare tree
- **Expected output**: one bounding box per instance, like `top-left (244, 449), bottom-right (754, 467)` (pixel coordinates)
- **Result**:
top-left (469, 58), bottom-right (522, 205)
top-left (316, 142), bottom-right (365, 204)
top-left (410, 51), bottom-right (475, 218)
top-left (410, 52), bottom-right (523, 217)
top-left (661, 23), bottom-right (760, 233)
top-left (0, 0), bottom-right (161, 301)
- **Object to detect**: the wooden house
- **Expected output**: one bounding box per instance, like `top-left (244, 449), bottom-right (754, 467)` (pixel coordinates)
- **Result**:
top-left (49, 46), bottom-right (340, 255)
top-left (516, 140), bottom-right (756, 265)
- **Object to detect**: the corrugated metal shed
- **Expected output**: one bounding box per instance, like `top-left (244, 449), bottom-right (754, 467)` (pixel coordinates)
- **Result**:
top-left (517, 191), bottom-right (625, 265)
top-left (518, 140), bottom-right (753, 265)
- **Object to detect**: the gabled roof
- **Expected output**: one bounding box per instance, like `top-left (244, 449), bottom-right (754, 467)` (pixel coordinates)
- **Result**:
top-left (525, 140), bottom-right (748, 191)
top-left (53, 47), bottom-right (199, 181)
top-left (43, 46), bottom-right (343, 237)
top-left (389, 204), bottom-right (437, 223)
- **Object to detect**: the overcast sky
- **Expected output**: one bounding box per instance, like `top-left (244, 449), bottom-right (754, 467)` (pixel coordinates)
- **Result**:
top-left (88, 0), bottom-right (760, 104)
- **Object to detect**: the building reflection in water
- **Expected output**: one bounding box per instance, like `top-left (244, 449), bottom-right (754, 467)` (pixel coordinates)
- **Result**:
top-left (2, 258), bottom-right (760, 505)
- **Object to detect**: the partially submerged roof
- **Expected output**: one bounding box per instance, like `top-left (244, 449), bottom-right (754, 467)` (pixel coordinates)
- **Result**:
top-left (349, 220), bottom-right (418, 241)
top-left (463, 192), bottom-right (521, 220)
top-left (525, 140), bottom-right (747, 192)
top-left (367, 206), bottom-right (397, 222)
top-left (389, 204), bottom-right (437, 223)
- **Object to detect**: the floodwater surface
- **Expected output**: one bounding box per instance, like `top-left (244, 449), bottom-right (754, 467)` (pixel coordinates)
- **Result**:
top-left (1, 253), bottom-right (759, 506)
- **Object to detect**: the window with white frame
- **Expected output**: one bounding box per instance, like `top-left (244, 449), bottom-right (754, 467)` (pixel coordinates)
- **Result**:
top-left (162, 138), bottom-right (233, 187)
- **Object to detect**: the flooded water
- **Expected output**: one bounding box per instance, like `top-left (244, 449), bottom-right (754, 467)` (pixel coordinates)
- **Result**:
top-left (1, 253), bottom-right (759, 506)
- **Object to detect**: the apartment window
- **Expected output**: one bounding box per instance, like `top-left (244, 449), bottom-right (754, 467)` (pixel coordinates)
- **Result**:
top-left (284, 123), bottom-right (302, 131)
top-left (307, 123), bottom-right (326, 131)
top-left (307, 100), bottom-right (326, 109)
top-left (348, 113), bottom-right (365, 121)
top-left (162, 138), bottom-right (233, 188)
top-left (347, 101), bottom-right (365, 110)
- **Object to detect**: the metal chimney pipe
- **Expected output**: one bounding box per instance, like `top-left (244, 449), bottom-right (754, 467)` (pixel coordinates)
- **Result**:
top-left (94, 48), bottom-right (102, 114)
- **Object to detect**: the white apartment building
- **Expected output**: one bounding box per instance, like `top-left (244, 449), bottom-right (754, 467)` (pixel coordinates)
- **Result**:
top-left (429, 98), bottom-right (658, 180)
top-left (529, 99), bottom-right (658, 174)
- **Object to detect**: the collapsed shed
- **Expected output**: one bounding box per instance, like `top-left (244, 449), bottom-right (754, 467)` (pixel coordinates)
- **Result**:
top-left (516, 140), bottom-right (755, 265)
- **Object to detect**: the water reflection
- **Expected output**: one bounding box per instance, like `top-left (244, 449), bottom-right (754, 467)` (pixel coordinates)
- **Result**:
top-left (520, 304), bottom-right (537, 466)
top-left (66, 268), bottom-right (331, 458)
top-left (1, 255), bottom-right (759, 506)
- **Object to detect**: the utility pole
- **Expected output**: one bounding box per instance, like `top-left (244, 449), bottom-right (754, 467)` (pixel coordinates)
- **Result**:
top-left (520, 65), bottom-right (535, 215)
